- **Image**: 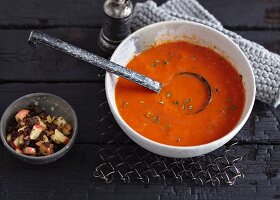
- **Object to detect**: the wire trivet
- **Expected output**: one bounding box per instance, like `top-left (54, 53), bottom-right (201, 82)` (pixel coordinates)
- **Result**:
top-left (94, 87), bottom-right (244, 186)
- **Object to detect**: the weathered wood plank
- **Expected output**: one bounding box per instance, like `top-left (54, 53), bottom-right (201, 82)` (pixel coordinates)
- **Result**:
top-left (0, 29), bottom-right (279, 82)
top-left (0, 0), bottom-right (165, 28)
top-left (0, 83), bottom-right (279, 144)
top-left (0, 28), bottom-right (105, 82)
top-left (0, 0), bottom-right (279, 29)
top-left (200, 0), bottom-right (280, 29)
top-left (0, 144), bottom-right (279, 199)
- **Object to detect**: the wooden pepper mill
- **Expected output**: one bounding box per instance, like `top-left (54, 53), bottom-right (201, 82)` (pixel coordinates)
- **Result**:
top-left (98, 0), bottom-right (133, 56)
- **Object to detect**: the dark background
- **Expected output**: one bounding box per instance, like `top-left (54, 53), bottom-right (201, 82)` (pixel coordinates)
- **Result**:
top-left (0, 0), bottom-right (279, 199)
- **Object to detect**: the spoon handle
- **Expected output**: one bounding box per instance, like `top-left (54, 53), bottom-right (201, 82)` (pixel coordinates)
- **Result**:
top-left (28, 31), bottom-right (162, 93)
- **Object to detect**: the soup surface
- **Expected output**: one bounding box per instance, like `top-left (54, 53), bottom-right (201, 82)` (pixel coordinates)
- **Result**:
top-left (115, 41), bottom-right (245, 146)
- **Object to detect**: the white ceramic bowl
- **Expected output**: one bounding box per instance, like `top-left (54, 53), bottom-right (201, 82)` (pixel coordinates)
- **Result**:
top-left (105, 21), bottom-right (255, 158)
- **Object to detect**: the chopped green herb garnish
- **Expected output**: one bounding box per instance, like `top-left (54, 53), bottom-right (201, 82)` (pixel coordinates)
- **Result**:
top-left (123, 102), bottom-right (128, 108)
top-left (153, 116), bottom-right (159, 123)
top-left (165, 124), bottom-right (172, 130)
top-left (145, 112), bottom-right (152, 117)
top-left (166, 92), bottom-right (171, 98)
top-left (163, 60), bottom-right (170, 64)
top-left (185, 99), bottom-right (191, 103)
top-left (173, 101), bottom-right (179, 105)
top-left (188, 105), bottom-right (193, 110)
top-left (231, 105), bottom-right (238, 110)
top-left (151, 60), bottom-right (161, 67)
top-left (215, 88), bottom-right (219, 93)
top-left (151, 63), bottom-right (157, 67)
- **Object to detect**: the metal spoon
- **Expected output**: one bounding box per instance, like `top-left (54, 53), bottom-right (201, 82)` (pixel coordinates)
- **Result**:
top-left (28, 31), bottom-right (162, 93)
top-left (28, 31), bottom-right (212, 113)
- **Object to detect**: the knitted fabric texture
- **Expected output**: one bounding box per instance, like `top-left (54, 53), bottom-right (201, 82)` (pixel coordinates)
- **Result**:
top-left (131, 0), bottom-right (280, 107)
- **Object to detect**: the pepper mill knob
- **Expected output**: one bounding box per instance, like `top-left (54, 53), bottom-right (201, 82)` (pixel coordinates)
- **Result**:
top-left (98, 0), bottom-right (133, 56)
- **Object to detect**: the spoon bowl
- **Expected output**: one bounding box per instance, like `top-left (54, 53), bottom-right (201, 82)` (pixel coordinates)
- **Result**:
top-left (175, 72), bottom-right (212, 113)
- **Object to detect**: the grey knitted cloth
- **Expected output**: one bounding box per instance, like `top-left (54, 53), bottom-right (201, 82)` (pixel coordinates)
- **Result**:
top-left (131, 0), bottom-right (280, 107)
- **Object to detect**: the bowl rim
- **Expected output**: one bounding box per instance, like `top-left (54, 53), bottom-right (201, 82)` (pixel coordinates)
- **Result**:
top-left (105, 20), bottom-right (256, 151)
top-left (0, 92), bottom-right (78, 161)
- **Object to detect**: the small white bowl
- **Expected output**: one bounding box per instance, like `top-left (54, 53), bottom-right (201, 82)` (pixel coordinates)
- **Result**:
top-left (105, 21), bottom-right (255, 158)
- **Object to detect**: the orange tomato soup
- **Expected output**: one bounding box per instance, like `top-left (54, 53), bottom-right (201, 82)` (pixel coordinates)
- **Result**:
top-left (115, 41), bottom-right (245, 146)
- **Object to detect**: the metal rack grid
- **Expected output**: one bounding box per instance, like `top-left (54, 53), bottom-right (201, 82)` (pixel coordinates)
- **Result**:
top-left (94, 87), bottom-right (244, 186)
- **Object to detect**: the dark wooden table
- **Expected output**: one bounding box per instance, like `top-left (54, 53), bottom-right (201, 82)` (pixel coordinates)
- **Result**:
top-left (0, 0), bottom-right (280, 199)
